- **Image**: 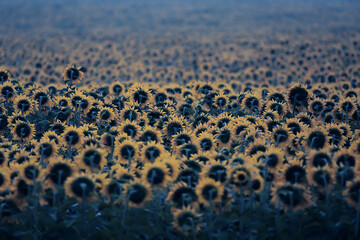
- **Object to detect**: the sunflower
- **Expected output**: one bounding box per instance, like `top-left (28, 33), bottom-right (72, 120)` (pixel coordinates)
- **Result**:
top-left (325, 123), bottom-right (345, 146)
top-left (114, 139), bottom-right (139, 165)
top-left (0, 167), bottom-right (10, 192)
top-left (241, 92), bottom-right (262, 114)
top-left (118, 119), bottom-right (141, 140)
top-left (345, 177), bottom-right (360, 208)
top-left (339, 97), bottom-right (356, 116)
top-left (124, 180), bottom-right (152, 207)
top-left (305, 127), bottom-right (328, 150)
top-left (77, 145), bottom-right (106, 172)
top-left (308, 98), bottom-right (325, 116)
top-left (65, 173), bottom-right (97, 202)
top-left (334, 149), bottom-right (358, 167)
top-left (245, 139), bottom-right (268, 157)
top-left (172, 207), bottom-right (201, 235)
top-left (215, 126), bottom-right (233, 149)
top-left (250, 175), bottom-right (264, 194)
top-left (278, 158), bottom-right (307, 185)
top-left (0, 82), bottom-right (15, 101)
top-left (36, 141), bottom-right (58, 162)
top-left (167, 182), bottom-right (198, 209)
top-left (128, 83), bottom-right (153, 106)
top-left (138, 126), bottom-right (162, 143)
top-left (171, 131), bottom-right (195, 151)
top-left (213, 93), bottom-right (229, 109)
top-left (45, 158), bottom-right (76, 188)
top-left (101, 178), bottom-right (124, 203)
top-left (176, 168), bottom-right (200, 187)
top-left (285, 118), bottom-right (306, 136)
top-left (272, 125), bottom-right (295, 148)
top-left (0, 69), bottom-right (11, 84)
top-left (297, 112), bottom-right (315, 128)
top-left (307, 149), bottom-right (332, 168)
top-left (18, 159), bottom-right (44, 184)
top-left (287, 84), bottom-right (309, 113)
top-left (61, 125), bottom-right (85, 149)
top-left (177, 143), bottom-right (199, 160)
top-left (98, 106), bottom-right (116, 124)
top-left (307, 166), bottom-right (334, 189)
top-left (111, 164), bottom-right (136, 183)
top-left (196, 177), bottom-right (224, 206)
top-left (163, 116), bottom-right (186, 139)
top-left (140, 141), bottom-right (166, 163)
top-left (13, 95), bottom-right (35, 115)
top-left (231, 118), bottom-right (251, 140)
top-left (141, 161), bottom-right (170, 187)
top-left (32, 89), bottom-right (51, 108)
top-left (265, 100), bottom-right (287, 117)
top-left (202, 160), bottom-right (229, 184)
top-left (109, 81), bottom-right (124, 96)
top-left (11, 121), bottom-right (35, 143)
top-left (159, 154), bottom-right (181, 179)
top-left (272, 183), bottom-right (310, 211)
top-left (63, 65), bottom-right (84, 85)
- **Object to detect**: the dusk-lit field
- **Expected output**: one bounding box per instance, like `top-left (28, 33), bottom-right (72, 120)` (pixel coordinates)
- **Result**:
top-left (0, 0), bottom-right (360, 239)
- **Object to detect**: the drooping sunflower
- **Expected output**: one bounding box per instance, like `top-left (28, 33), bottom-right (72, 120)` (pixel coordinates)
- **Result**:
top-left (285, 118), bottom-right (306, 136)
top-left (128, 83), bottom-right (153, 106)
top-left (215, 126), bottom-right (233, 149)
top-left (192, 132), bottom-right (215, 153)
top-left (265, 100), bottom-right (287, 118)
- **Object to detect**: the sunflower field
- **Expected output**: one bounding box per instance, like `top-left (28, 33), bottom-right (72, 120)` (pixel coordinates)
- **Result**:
top-left (0, 0), bottom-right (360, 239)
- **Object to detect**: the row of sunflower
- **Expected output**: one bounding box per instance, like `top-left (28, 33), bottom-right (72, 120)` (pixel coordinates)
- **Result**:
top-left (0, 66), bottom-right (359, 238)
